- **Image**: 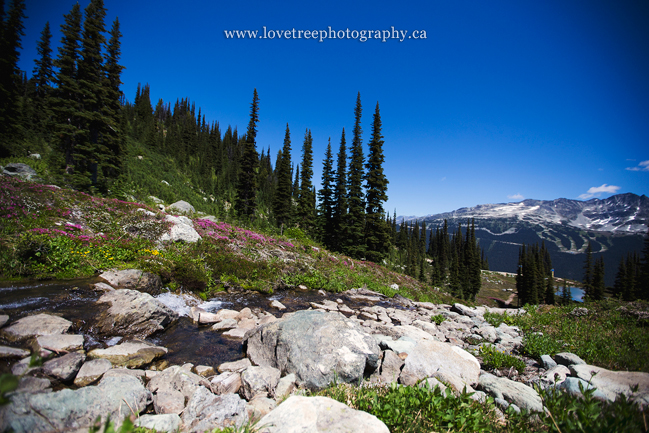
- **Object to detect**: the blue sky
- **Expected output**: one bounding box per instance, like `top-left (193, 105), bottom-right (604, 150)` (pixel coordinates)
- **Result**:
top-left (17, 0), bottom-right (649, 216)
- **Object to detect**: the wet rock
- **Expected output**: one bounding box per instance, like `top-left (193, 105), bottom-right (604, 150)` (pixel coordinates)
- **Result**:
top-left (399, 340), bottom-right (480, 387)
top-left (555, 352), bottom-right (586, 367)
top-left (168, 200), bottom-right (195, 214)
top-left (211, 318), bottom-right (239, 331)
top-left (241, 365), bottom-right (281, 400)
top-left (0, 314), bottom-right (8, 327)
top-left (34, 334), bottom-right (84, 353)
top-left (98, 269), bottom-right (163, 295)
top-left (11, 356), bottom-right (41, 376)
top-left (245, 310), bottom-right (380, 390)
top-left (95, 289), bottom-right (178, 339)
top-left (569, 364), bottom-right (649, 403)
top-left (135, 414), bottom-right (182, 432)
top-left (74, 359), bottom-right (112, 387)
top-left (274, 373), bottom-right (296, 401)
top-left (0, 374), bottom-right (151, 433)
top-left (13, 376), bottom-right (51, 395)
top-left (211, 371), bottom-right (242, 395)
top-left (182, 387), bottom-right (248, 432)
top-left (194, 365), bottom-right (215, 377)
top-left (270, 300), bottom-right (286, 310)
top-left (0, 345), bottom-right (29, 358)
top-left (42, 352), bottom-right (85, 382)
top-left (88, 340), bottom-right (167, 368)
top-left (478, 372), bottom-right (543, 412)
top-left (216, 309), bottom-right (240, 321)
top-left (190, 307), bottom-right (220, 324)
top-left (218, 358), bottom-right (251, 373)
top-left (2, 313), bottom-right (72, 342)
top-left (257, 395), bottom-right (390, 433)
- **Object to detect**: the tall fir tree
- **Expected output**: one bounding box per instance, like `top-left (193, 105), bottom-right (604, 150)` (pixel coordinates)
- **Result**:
top-left (317, 138), bottom-right (335, 246)
top-left (235, 89), bottom-right (260, 218)
top-left (273, 124), bottom-right (293, 229)
top-left (297, 128), bottom-right (315, 233)
top-left (102, 17), bottom-right (124, 182)
top-left (364, 102), bottom-right (391, 263)
top-left (591, 257), bottom-right (605, 300)
top-left (31, 21), bottom-right (54, 138)
top-left (344, 92), bottom-right (366, 259)
top-left (331, 128), bottom-right (348, 252)
top-left (0, 0), bottom-right (26, 156)
top-left (582, 242), bottom-right (594, 299)
top-left (51, 3), bottom-right (83, 178)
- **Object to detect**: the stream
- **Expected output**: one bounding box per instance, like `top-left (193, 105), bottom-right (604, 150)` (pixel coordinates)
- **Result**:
top-left (0, 278), bottom-right (396, 374)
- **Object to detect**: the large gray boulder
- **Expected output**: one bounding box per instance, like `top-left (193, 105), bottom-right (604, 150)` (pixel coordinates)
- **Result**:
top-left (159, 215), bottom-right (202, 244)
top-left (0, 374), bottom-right (151, 433)
top-left (241, 365), bottom-right (281, 400)
top-left (168, 200), bottom-right (195, 214)
top-left (88, 340), bottom-right (168, 368)
top-left (569, 364), bottom-right (649, 404)
top-left (182, 387), bottom-right (248, 432)
top-left (2, 163), bottom-right (39, 181)
top-left (245, 310), bottom-right (380, 390)
top-left (2, 314), bottom-right (72, 342)
top-left (478, 372), bottom-right (544, 412)
top-left (98, 269), bottom-right (163, 295)
top-left (257, 395), bottom-right (390, 433)
top-left (399, 339), bottom-right (480, 387)
top-left (95, 289), bottom-right (178, 339)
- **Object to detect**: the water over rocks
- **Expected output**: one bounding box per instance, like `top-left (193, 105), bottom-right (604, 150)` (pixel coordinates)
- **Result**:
top-left (2, 278), bottom-right (649, 431)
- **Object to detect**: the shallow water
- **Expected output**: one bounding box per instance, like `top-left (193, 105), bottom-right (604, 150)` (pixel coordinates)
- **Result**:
top-left (0, 279), bottom-right (404, 372)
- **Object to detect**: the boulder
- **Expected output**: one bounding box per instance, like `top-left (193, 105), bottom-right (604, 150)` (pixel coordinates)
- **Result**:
top-left (168, 200), bottom-right (195, 214)
top-left (98, 269), bottom-right (163, 295)
top-left (245, 310), bottom-right (380, 390)
top-left (74, 358), bottom-right (113, 387)
top-left (190, 307), bottom-right (221, 324)
top-left (33, 334), bottom-right (84, 353)
top-left (88, 340), bottom-right (167, 368)
top-left (379, 335), bottom-right (417, 355)
top-left (541, 354), bottom-right (557, 370)
top-left (452, 303), bottom-right (478, 317)
top-left (0, 345), bottom-right (30, 358)
top-left (569, 364), bottom-right (649, 403)
top-left (218, 358), bottom-right (251, 373)
top-left (556, 377), bottom-right (607, 401)
top-left (399, 339), bottom-right (480, 387)
top-left (0, 314), bottom-right (9, 327)
top-left (478, 372), bottom-right (543, 412)
top-left (182, 387), bottom-right (248, 432)
top-left (2, 314), bottom-right (72, 342)
top-left (370, 350), bottom-right (404, 384)
top-left (42, 352), bottom-right (86, 382)
top-left (212, 318), bottom-right (238, 331)
top-left (194, 365), bottom-right (215, 377)
top-left (274, 373), bottom-right (297, 401)
top-left (95, 289), bottom-right (178, 339)
top-left (241, 365), bottom-right (281, 400)
top-left (134, 414), bottom-right (182, 432)
top-left (154, 389), bottom-right (185, 415)
top-left (257, 395), bottom-right (390, 433)
top-left (147, 365), bottom-right (211, 402)
top-left (2, 163), bottom-right (39, 181)
top-left (270, 300), bottom-right (287, 310)
top-left (211, 371), bottom-right (242, 395)
top-left (0, 375), bottom-right (151, 433)
top-left (246, 396), bottom-right (277, 420)
top-left (159, 215), bottom-right (202, 244)
top-left (536, 364), bottom-right (570, 389)
top-left (555, 352), bottom-right (586, 367)
top-left (14, 376), bottom-right (51, 395)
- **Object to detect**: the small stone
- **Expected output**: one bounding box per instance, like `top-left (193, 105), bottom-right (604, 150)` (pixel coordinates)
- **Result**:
top-left (541, 354), bottom-right (557, 370)
top-left (0, 345), bottom-right (30, 358)
top-left (211, 318), bottom-right (238, 331)
top-left (194, 365), bottom-right (215, 377)
top-left (34, 334), bottom-right (84, 353)
top-left (274, 374), bottom-right (296, 401)
top-left (42, 352), bottom-right (86, 382)
top-left (74, 358), bottom-right (113, 387)
top-left (555, 352), bottom-right (586, 367)
top-left (218, 358), bottom-right (251, 373)
top-left (135, 414), bottom-right (182, 432)
top-left (270, 300), bottom-right (286, 310)
top-left (211, 371), bottom-right (242, 395)
top-left (1, 315), bottom-right (10, 327)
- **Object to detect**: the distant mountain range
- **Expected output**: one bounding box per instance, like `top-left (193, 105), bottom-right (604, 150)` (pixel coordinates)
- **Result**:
top-left (400, 193), bottom-right (648, 285)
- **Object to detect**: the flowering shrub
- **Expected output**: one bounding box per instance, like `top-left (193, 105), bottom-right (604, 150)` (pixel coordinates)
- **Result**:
top-left (195, 219), bottom-right (294, 248)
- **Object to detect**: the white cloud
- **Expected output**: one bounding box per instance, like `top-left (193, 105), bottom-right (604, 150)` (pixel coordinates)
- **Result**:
top-left (507, 193), bottom-right (524, 200)
top-left (625, 160), bottom-right (649, 172)
top-left (578, 184), bottom-right (621, 200)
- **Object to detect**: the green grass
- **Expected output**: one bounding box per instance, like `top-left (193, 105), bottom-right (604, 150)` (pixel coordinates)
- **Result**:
top-left (477, 344), bottom-right (526, 374)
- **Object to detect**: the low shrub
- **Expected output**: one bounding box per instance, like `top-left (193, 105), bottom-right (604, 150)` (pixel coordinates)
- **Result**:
top-left (478, 344), bottom-right (526, 374)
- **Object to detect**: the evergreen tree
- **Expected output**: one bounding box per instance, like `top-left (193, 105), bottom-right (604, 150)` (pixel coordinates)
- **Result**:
top-left (364, 102), bottom-right (390, 263)
top-left (545, 274), bottom-right (555, 305)
top-left (640, 235), bottom-right (649, 300)
top-left (235, 89), bottom-right (260, 218)
top-left (273, 124), bottom-right (292, 229)
top-left (0, 0), bottom-right (26, 156)
top-left (297, 128), bottom-right (315, 232)
top-left (317, 138), bottom-right (335, 246)
top-left (560, 279), bottom-right (572, 305)
top-left (591, 257), bottom-right (605, 300)
top-left (102, 17), bottom-right (124, 182)
top-left (614, 257), bottom-right (628, 300)
top-left (344, 92), bottom-right (366, 258)
top-left (331, 128), bottom-right (348, 252)
top-left (582, 242), bottom-right (593, 298)
top-left (51, 3), bottom-right (83, 178)
top-left (31, 21), bottom-right (54, 137)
